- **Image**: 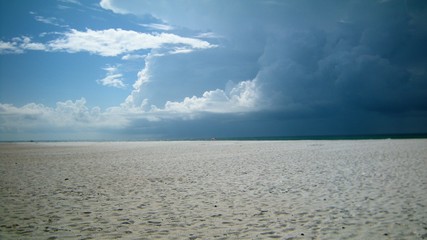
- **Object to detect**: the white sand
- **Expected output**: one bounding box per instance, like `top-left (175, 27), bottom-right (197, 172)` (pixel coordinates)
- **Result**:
top-left (0, 140), bottom-right (426, 239)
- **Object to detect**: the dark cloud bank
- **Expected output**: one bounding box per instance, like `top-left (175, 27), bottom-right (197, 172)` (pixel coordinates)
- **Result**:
top-left (123, 0), bottom-right (427, 139)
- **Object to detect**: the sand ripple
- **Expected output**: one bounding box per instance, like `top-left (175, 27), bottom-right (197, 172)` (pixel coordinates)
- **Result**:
top-left (1, 140), bottom-right (427, 239)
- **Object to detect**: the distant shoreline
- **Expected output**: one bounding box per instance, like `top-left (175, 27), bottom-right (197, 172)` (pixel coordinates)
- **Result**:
top-left (1, 133), bottom-right (427, 143)
top-left (215, 133), bottom-right (427, 141)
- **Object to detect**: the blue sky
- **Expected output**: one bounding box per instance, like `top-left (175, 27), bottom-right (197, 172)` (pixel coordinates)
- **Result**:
top-left (1, 0), bottom-right (426, 140)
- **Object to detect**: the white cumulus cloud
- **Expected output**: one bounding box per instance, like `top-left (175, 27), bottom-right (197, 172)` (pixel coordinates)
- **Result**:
top-left (158, 79), bottom-right (259, 116)
top-left (120, 52), bottom-right (261, 120)
top-left (0, 98), bottom-right (128, 132)
top-left (0, 77), bottom-right (262, 137)
top-left (17, 36), bottom-right (46, 51)
top-left (48, 28), bottom-right (215, 56)
top-left (0, 37), bottom-right (46, 54)
top-left (0, 29), bottom-right (216, 57)
top-left (121, 54), bottom-right (146, 60)
top-left (0, 41), bottom-right (22, 54)
top-left (122, 54), bottom-right (154, 110)
top-left (97, 65), bottom-right (126, 88)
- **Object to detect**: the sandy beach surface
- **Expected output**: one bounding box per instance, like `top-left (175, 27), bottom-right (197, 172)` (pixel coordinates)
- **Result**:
top-left (1, 139), bottom-right (426, 239)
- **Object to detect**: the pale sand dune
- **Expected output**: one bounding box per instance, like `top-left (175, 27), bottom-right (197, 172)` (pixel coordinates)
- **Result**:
top-left (1, 140), bottom-right (426, 239)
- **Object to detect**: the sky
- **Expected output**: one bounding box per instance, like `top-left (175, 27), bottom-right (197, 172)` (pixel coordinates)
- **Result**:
top-left (0, 0), bottom-right (426, 140)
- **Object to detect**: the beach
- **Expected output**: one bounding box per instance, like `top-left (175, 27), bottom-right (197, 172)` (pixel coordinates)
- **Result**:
top-left (1, 139), bottom-right (426, 239)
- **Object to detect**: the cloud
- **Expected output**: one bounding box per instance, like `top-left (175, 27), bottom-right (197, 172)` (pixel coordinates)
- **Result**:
top-left (0, 28), bottom-right (215, 57)
top-left (16, 36), bottom-right (47, 51)
top-left (140, 23), bottom-right (174, 31)
top-left (101, 0), bottom-right (426, 125)
top-left (0, 79), bottom-right (259, 137)
top-left (32, 14), bottom-right (69, 28)
top-left (58, 0), bottom-right (82, 5)
top-left (121, 54), bottom-right (146, 60)
top-left (168, 47), bottom-right (194, 55)
top-left (0, 37), bottom-right (45, 54)
top-left (121, 54), bottom-right (154, 110)
top-left (99, 0), bottom-right (129, 14)
top-left (119, 49), bottom-right (260, 120)
top-left (0, 41), bottom-right (22, 54)
top-left (0, 98), bottom-right (127, 133)
top-left (195, 32), bottom-right (223, 39)
top-left (253, 26), bottom-right (427, 116)
top-left (97, 65), bottom-right (126, 88)
top-left (98, 0), bottom-right (233, 32)
top-left (98, 74), bottom-right (125, 88)
top-left (48, 28), bottom-right (215, 56)
top-left (157, 79), bottom-right (259, 116)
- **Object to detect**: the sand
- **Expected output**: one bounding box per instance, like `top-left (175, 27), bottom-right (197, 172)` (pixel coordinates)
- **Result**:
top-left (0, 139), bottom-right (426, 239)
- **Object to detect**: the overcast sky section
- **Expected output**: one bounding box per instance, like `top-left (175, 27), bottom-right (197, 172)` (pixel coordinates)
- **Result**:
top-left (0, 0), bottom-right (426, 140)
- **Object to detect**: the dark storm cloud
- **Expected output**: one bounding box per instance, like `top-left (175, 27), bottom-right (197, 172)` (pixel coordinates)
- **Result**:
top-left (254, 0), bottom-right (427, 118)
top-left (107, 0), bottom-right (427, 137)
